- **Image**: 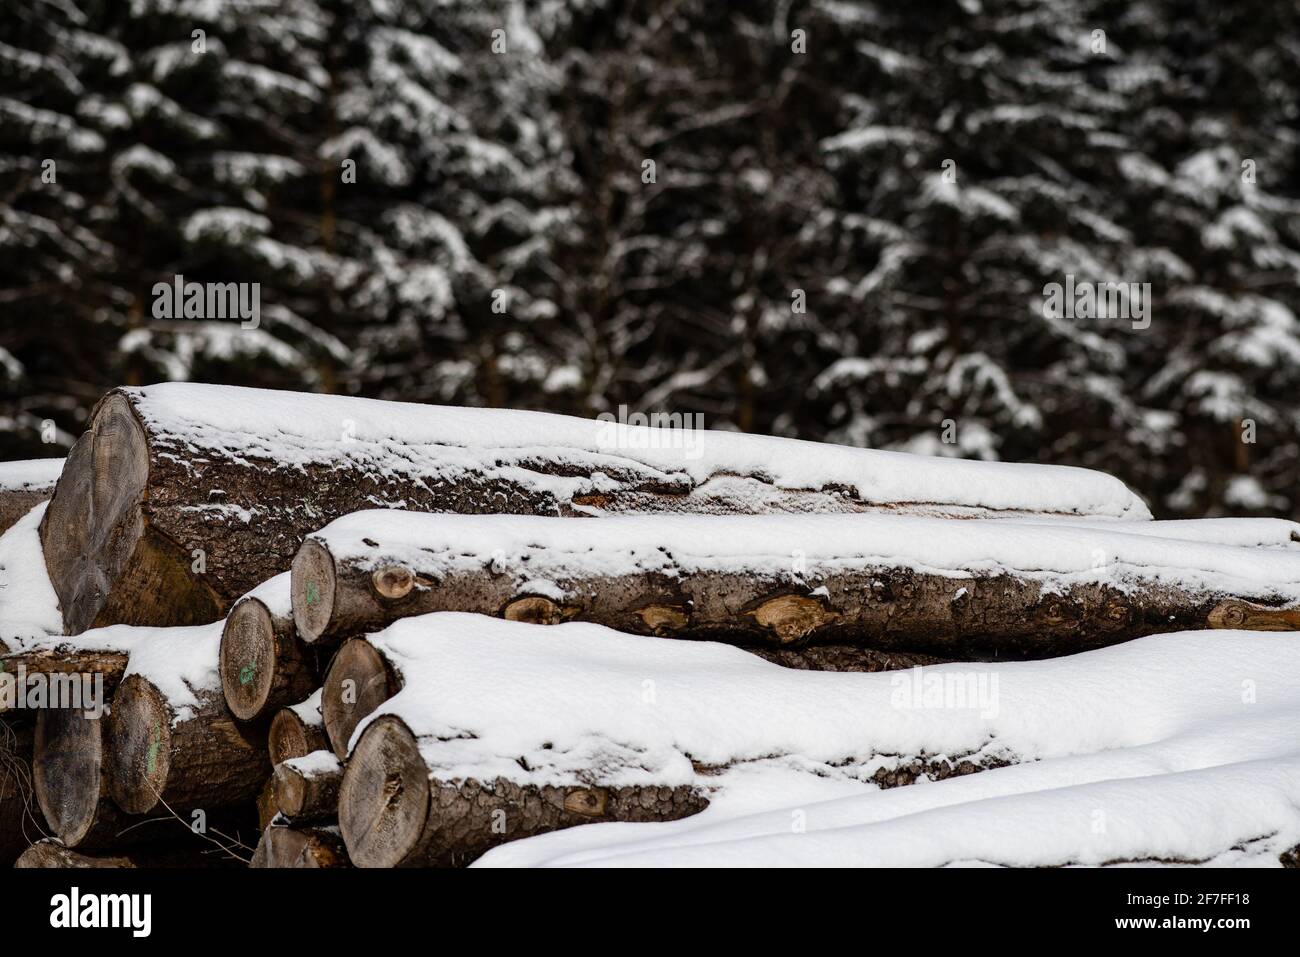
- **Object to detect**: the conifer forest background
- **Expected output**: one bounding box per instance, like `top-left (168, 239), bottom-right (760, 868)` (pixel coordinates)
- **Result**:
top-left (2, 0), bottom-right (1299, 520)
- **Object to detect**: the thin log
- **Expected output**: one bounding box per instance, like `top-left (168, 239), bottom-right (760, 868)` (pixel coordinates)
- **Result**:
top-left (268, 691), bottom-right (328, 766)
top-left (272, 751), bottom-right (343, 822)
top-left (14, 838), bottom-right (240, 868)
top-left (105, 674), bottom-right (268, 816)
top-left (219, 577), bottom-right (318, 722)
top-left (338, 715), bottom-right (707, 867)
top-left (250, 824), bottom-right (349, 868)
top-left (291, 512), bottom-right (1300, 656)
top-left (40, 383), bottom-right (1147, 634)
top-left (321, 639), bottom-right (397, 758)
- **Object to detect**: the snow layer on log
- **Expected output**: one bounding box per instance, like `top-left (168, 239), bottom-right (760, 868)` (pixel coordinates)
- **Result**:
top-left (0, 502), bottom-right (61, 641)
top-left (0, 459), bottom-right (63, 492)
top-left (289, 688), bottom-right (323, 726)
top-left (473, 629), bottom-right (1300, 868)
top-left (1003, 515), bottom-right (1300, 548)
top-left (311, 510), bottom-right (1300, 602)
top-left (353, 614), bottom-right (1300, 796)
top-left (117, 382), bottom-right (1150, 520)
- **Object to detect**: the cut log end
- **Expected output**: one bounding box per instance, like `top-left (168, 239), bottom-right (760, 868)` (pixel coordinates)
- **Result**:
top-left (292, 538), bottom-right (337, 644)
top-left (269, 706), bottom-right (328, 766)
top-left (105, 674), bottom-right (173, 815)
top-left (322, 639), bottom-right (396, 758)
top-left (34, 706), bottom-right (107, 847)
top-left (273, 755), bottom-right (343, 822)
top-left (219, 598), bottom-right (278, 722)
top-left (371, 565), bottom-right (414, 601)
top-left (337, 715), bottom-right (430, 868)
top-left (251, 824), bottom-right (349, 868)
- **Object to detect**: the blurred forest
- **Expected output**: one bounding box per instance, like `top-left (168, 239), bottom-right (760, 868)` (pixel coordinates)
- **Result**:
top-left (2, 0), bottom-right (1299, 519)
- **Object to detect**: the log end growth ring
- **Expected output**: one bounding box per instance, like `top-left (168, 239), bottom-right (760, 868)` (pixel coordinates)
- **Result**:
top-left (105, 675), bottom-right (172, 815)
top-left (219, 598), bottom-right (277, 721)
top-left (322, 638), bottom-right (396, 758)
top-left (292, 538), bottom-right (337, 643)
top-left (338, 715), bottom-right (429, 868)
top-left (33, 706), bottom-right (104, 847)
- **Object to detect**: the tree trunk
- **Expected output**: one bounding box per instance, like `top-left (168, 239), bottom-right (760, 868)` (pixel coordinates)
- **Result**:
top-left (250, 824), bottom-right (349, 868)
top-left (218, 576), bottom-right (318, 722)
top-left (105, 675), bottom-right (268, 816)
top-left (321, 638), bottom-right (397, 758)
top-left (338, 715), bottom-right (707, 867)
top-left (40, 383), bottom-right (1147, 634)
top-left (268, 691), bottom-right (328, 766)
top-left (272, 751), bottom-right (343, 822)
top-left (292, 514), bottom-right (1300, 656)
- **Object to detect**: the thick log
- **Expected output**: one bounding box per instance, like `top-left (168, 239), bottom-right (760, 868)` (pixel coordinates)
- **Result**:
top-left (272, 751), bottom-right (343, 822)
top-left (33, 706), bottom-right (131, 848)
top-left (106, 675), bottom-right (268, 816)
top-left (268, 690), bottom-right (328, 766)
top-left (219, 574), bottom-right (318, 722)
top-left (292, 511), bottom-right (1300, 656)
top-left (0, 459), bottom-right (62, 536)
top-left (250, 824), bottom-right (349, 868)
top-left (338, 715), bottom-right (707, 867)
top-left (0, 720), bottom-right (39, 866)
top-left (40, 383), bottom-right (1148, 634)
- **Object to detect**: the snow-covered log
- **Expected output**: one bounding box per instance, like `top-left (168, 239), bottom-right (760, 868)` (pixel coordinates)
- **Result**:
top-left (0, 640), bottom-right (128, 716)
top-left (0, 502), bottom-right (62, 644)
top-left (218, 573), bottom-right (318, 722)
top-left (0, 458), bottom-right (61, 536)
top-left (294, 511), bottom-right (1300, 653)
top-left (0, 720), bottom-right (38, 866)
top-left (333, 613), bottom-right (1300, 870)
top-left (340, 715), bottom-right (709, 867)
top-left (41, 382), bottom-right (1149, 634)
top-left (273, 750), bottom-right (342, 822)
top-left (102, 622), bottom-right (267, 815)
top-left (250, 824), bottom-right (349, 868)
top-left (268, 690), bottom-right (328, 766)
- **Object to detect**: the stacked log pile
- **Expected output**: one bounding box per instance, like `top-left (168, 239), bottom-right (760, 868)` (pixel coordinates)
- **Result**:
top-left (2, 382), bottom-right (1299, 869)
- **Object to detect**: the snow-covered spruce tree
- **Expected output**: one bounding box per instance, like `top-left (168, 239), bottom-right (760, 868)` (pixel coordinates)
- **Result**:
top-left (326, 0), bottom-right (580, 410)
top-left (804, 0), bottom-right (1156, 478)
top-left (0, 0), bottom-right (117, 450)
top-left (539, 0), bottom-right (842, 430)
top-left (1090, 0), bottom-right (1300, 517)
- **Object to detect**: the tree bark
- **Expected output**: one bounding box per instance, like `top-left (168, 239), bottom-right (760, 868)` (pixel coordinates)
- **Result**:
top-left (293, 527), bottom-right (1299, 657)
top-left (272, 751), bottom-right (343, 822)
top-left (219, 584), bottom-right (318, 722)
top-left (14, 838), bottom-right (241, 868)
top-left (0, 459), bottom-right (61, 535)
top-left (105, 675), bottom-right (269, 816)
top-left (40, 384), bottom-right (1146, 634)
top-left (0, 490), bottom-right (50, 536)
top-left (338, 715), bottom-right (707, 867)
top-left (250, 824), bottom-right (349, 868)
top-left (0, 642), bottom-right (128, 716)
top-left (268, 692), bottom-right (328, 766)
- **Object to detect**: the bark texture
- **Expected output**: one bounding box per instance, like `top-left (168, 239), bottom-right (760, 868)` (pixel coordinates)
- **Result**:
top-left (338, 715), bottom-right (707, 867)
top-left (0, 489), bottom-right (50, 536)
top-left (0, 643), bottom-right (128, 715)
top-left (105, 675), bottom-right (268, 816)
top-left (293, 536), bottom-right (1295, 656)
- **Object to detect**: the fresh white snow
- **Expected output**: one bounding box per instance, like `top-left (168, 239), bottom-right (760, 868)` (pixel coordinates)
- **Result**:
top-left (311, 509), bottom-right (1300, 603)
top-left (0, 502), bottom-right (62, 641)
top-left (118, 382), bottom-right (1152, 520)
top-left (0, 457), bottom-right (62, 492)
